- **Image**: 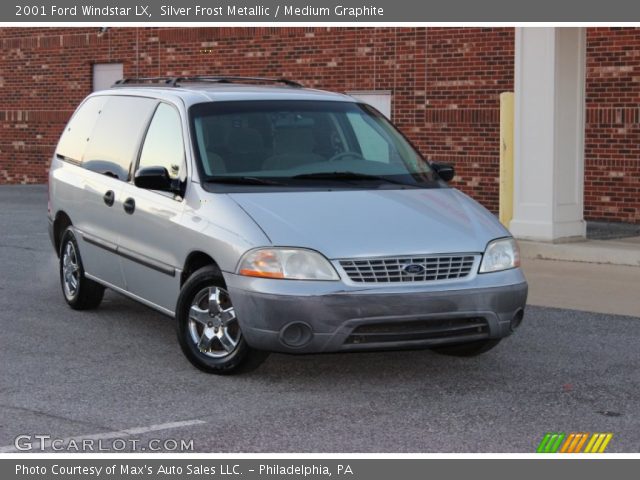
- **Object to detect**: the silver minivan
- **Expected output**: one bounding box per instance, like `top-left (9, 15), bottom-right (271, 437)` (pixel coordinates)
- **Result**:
top-left (48, 77), bottom-right (527, 374)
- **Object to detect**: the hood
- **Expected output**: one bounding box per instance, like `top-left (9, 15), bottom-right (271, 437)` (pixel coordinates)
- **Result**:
top-left (229, 188), bottom-right (509, 259)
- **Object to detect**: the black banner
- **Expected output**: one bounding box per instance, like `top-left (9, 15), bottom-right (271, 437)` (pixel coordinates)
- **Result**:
top-left (3, 459), bottom-right (640, 480)
top-left (5, 0), bottom-right (640, 22)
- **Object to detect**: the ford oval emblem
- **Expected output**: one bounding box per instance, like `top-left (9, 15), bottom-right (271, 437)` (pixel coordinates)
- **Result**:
top-left (402, 263), bottom-right (425, 275)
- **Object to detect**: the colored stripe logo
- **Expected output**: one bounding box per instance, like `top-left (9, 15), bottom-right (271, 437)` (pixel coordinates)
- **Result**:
top-left (537, 433), bottom-right (613, 453)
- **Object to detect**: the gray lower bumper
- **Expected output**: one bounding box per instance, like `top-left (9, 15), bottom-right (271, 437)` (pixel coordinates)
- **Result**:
top-left (226, 273), bottom-right (528, 354)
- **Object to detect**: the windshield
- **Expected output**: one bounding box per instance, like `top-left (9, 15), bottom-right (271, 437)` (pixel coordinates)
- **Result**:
top-left (189, 100), bottom-right (441, 188)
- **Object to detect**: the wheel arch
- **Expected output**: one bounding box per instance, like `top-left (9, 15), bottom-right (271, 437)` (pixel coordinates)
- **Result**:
top-left (53, 210), bottom-right (73, 257)
top-left (181, 251), bottom-right (223, 286)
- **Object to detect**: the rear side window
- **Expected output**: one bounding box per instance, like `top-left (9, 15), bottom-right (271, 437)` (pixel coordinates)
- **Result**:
top-left (56, 96), bottom-right (108, 163)
top-left (82, 96), bottom-right (157, 181)
top-left (137, 103), bottom-right (186, 181)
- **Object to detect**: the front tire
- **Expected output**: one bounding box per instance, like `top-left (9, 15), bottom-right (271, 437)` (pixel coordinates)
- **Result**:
top-left (59, 228), bottom-right (104, 310)
top-left (431, 338), bottom-right (501, 357)
top-left (176, 266), bottom-right (269, 374)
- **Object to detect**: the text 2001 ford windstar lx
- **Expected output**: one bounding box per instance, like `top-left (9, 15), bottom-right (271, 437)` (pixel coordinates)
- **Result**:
top-left (48, 76), bottom-right (527, 374)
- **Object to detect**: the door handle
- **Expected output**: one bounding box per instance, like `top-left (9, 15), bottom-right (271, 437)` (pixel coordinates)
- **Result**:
top-left (103, 190), bottom-right (115, 207)
top-left (123, 197), bottom-right (135, 215)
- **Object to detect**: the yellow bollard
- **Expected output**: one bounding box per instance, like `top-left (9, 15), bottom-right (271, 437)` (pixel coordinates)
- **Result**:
top-left (499, 92), bottom-right (514, 228)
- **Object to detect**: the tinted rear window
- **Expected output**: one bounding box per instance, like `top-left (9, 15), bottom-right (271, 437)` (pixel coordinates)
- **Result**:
top-left (56, 96), bottom-right (107, 163)
top-left (82, 96), bottom-right (157, 180)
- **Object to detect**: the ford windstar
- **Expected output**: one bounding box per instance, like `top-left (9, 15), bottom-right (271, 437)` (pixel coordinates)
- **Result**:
top-left (48, 76), bottom-right (527, 373)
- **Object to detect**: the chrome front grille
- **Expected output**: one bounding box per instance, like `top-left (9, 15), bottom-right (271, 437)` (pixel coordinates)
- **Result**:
top-left (338, 255), bottom-right (477, 283)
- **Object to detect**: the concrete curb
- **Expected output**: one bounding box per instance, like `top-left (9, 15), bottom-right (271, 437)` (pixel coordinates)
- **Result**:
top-left (519, 238), bottom-right (640, 267)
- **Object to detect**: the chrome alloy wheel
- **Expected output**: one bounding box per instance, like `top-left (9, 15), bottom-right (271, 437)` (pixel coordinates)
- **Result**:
top-left (62, 241), bottom-right (80, 299)
top-left (188, 287), bottom-right (241, 358)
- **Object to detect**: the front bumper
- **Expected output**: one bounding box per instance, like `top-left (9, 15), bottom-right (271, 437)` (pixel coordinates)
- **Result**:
top-left (224, 268), bottom-right (528, 354)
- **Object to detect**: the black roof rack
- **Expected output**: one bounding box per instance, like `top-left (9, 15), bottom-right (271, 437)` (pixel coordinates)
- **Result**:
top-left (112, 76), bottom-right (303, 88)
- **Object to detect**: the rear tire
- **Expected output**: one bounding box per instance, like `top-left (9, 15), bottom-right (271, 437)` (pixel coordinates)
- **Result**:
top-left (176, 265), bottom-right (269, 374)
top-left (431, 338), bottom-right (501, 357)
top-left (59, 228), bottom-right (104, 310)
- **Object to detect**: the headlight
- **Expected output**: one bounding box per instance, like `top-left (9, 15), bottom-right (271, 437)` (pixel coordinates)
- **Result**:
top-left (479, 238), bottom-right (520, 273)
top-left (238, 248), bottom-right (340, 281)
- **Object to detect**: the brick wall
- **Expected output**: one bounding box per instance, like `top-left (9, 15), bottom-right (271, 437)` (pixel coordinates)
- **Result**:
top-left (0, 27), bottom-right (638, 223)
top-left (585, 28), bottom-right (640, 223)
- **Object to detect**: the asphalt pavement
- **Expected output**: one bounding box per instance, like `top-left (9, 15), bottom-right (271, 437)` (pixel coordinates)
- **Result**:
top-left (0, 185), bottom-right (639, 452)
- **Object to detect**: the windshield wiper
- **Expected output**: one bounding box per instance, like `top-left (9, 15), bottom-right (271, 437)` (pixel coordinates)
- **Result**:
top-left (205, 176), bottom-right (282, 185)
top-left (291, 171), bottom-right (415, 186)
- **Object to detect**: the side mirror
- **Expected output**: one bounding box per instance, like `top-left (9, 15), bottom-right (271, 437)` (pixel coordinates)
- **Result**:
top-left (134, 166), bottom-right (174, 192)
top-left (432, 163), bottom-right (455, 182)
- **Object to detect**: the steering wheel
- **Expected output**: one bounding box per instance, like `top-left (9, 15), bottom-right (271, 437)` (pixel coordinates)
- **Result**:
top-left (328, 151), bottom-right (365, 163)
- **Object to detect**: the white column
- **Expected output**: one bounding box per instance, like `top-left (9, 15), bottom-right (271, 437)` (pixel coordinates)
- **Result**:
top-left (510, 27), bottom-right (586, 242)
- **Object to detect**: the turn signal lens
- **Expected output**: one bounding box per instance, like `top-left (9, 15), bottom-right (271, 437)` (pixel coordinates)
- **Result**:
top-left (239, 250), bottom-right (285, 278)
top-left (238, 248), bottom-right (339, 281)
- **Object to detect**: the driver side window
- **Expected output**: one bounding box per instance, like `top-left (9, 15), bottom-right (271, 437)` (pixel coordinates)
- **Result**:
top-left (138, 103), bottom-right (186, 181)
